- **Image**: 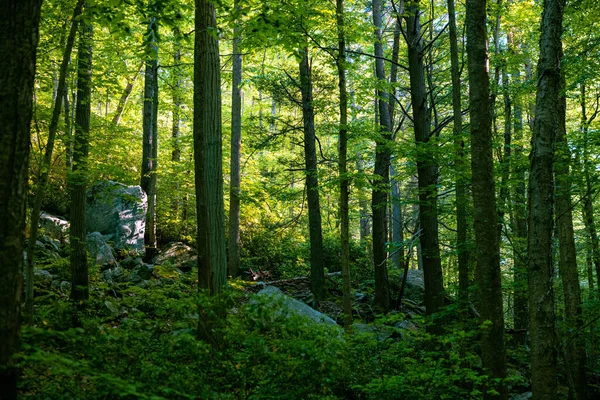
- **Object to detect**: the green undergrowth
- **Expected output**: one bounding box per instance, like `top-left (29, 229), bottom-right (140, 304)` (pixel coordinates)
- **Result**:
top-left (18, 269), bottom-right (527, 399)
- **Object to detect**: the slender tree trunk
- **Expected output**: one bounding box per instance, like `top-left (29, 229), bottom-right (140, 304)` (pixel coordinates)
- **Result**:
top-left (580, 82), bottom-right (600, 296)
top-left (141, 4), bottom-right (158, 256)
top-left (299, 47), bottom-right (325, 301)
top-left (527, 0), bottom-right (564, 397)
top-left (0, 1), bottom-right (42, 396)
top-left (336, 0), bottom-right (352, 330)
top-left (465, 0), bottom-right (507, 397)
top-left (371, 0), bottom-right (392, 311)
top-left (447, 0), bottom-right (470, 320)
top-left (64, 88), bottom-right (73, 171)
top-left (228, 0), bottom-right (242, 278)
top-left (25, 0), bottom-right (84, 320)
top-left (555, 78), bottom-right (587, 400)
top-left (403, 0), bottom-right (444, 321)
top-left (194, 0), bottom-right (227, 297)
top-left (511, 72), bottom-right (528, 346)
top-left (70, 18), bottom-right (93, 302)
top-left (112, 63), bottom-right (143, 126)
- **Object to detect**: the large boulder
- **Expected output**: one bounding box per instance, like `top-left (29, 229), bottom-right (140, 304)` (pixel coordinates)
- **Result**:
top-left (403, 269), bottom-right (425, 304)
top-left (86, 181), bottom-right (147, 253)
top-left (39, 212), bottom-right (70, 243)
top-left (252, 286), bottom-right (337, 326)
top-left (153, 242), bottom-right (197, 272)
top-left (86, 232), bottom-right (119, 270)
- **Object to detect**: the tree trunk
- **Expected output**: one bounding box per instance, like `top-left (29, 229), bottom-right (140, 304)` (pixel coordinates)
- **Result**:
top-left (299, 47), bottom-right (325, 301)
top-left (527, 0), bottom-right (564, 397)
top-left (25, 0), bottom-right (84, 320)
top-left (447, 0), bottom-right (470, 320)
top-left (64, 87), bottom-right (73, 171)
top-left (336, 0), bottom-right (352, 330)
top-left (112, 63), bottom-right (143, 126)
top-left (403, 0), bottom-right (444, 321)
top-left (141, 3), bottom-right (158, 256)
top-left (555, 79), bottom-right (587, 400)
top-left (465, 0), bottom-right (507, 397)
top-left (228, 0), bottom-right (242, 278)
top-left (0, 1), bottom-right (42, 396)
top-left (194, 0), bottom-right (227, 297)
top-left (70, 18), bottom-right (93, 302)
top-left (371, 0), bottom-right (392, 311)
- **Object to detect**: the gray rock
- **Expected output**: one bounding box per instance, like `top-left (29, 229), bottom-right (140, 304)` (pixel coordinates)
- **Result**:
top-left (253, 286), bottom-right (337, 326)
top-left (510, 393), bottom-right (532, 400)
top-left (403, 269), bottom-right (425, 303)
top-left (86, 232), bottom-right (119, 270)
top-left (86, 181), bottom-right (147, 253)
top-left (394, 320), bottom-right (418, 332)
top-left (33, 268), bottom-right (53, 288)
top-left (39, 211), bottom-right (70, 242)
top-left (153, 242), bottom-right (197, 272)
top-left (127, 264), bottom-right (154, 283)
top-left (352, 323), bottom-right (397, 341)
top-left (121, 256), bottom-right (143, 270)
top-left (39, 235), bottom-right (61, 253)
top-left (101, 266), bottom-right (126, 283)
top-left (60, 281), bottom-right (71, 293)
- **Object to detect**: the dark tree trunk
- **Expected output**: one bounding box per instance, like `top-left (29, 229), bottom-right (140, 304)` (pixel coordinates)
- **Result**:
top-left (465, 0), bottom-right (507, 397)
top-left (194, 0), bottom-right (227, 297)
top-left (371, 0), bottom-right (391, 311)
top-left (299, 47), bottom-right (325, 301)
top-left (403, 0), bottom-right (444, 321)
top-left (141, 3), bottom-right (158, 256)
top-left (70, 19), bottom-right (93, 302)
top-left (0, 0), bottom-right (42, 396)
top-left (336, 0), bottom-right (352, 330)
top-left (447, 0), bottom-right (470, 319)
top-left (64, 88), bottom-right (73, 171)
top-left (511, 75), bottom-right (529, 347)
top-left (527, 0), bottom-right (564, 397)
top-left (25, 0), bottom-right (84, 320)
top-left (112, 63), bottom-right (143, 126)
top-left (554, 80), bottom-right (587, 400)
top-left (228, 0), bottom-right (242, 278)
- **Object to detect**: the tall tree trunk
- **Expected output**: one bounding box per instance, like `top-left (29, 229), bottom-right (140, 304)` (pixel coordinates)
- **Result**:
top-left (465, 0), bottom-right (507, 397)
top-left (580, 81), bottom-right (600, 296)
top-left (371, 0), bottom-right (392, 311)
top-left (25, 0), bottom-right (84, 320)
top-left (64, 88), bottom-right (73, 171)
top-left (555, 79), bottom-right (587, 400)
top-left (0, 1), bottom-right (42, 396)
top-left (527, 0), bottom-right (564, 397)
top-left (112, 63), bottom-right (143, 126)
top-left (447, 0), bottom-right (470, 319)
top-left (141, 3), bottom-right (158, 257)
top-left (511, 71), bottom-right (528, 346)
top-left (70, 18), bottom-right (93, 302)
top-left (336, 0), bottom-right (352, 330)
top-left (228, 0), bottom-right (242, 278)
top-left (299, 47), bottom-right (325, 301)
top-left (403, 0), bottom-right (444, 321)
top-left (194, 0), bottom-right (227, 297)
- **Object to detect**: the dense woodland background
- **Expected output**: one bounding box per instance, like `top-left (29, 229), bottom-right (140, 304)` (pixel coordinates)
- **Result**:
top-left (2, 0), bottom-right (600, 398)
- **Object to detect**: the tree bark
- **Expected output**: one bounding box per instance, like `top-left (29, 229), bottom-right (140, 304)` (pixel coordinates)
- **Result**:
top-left (194, 0), bottom-right (227, 297)
top-left (371, 0), bottom-right (392, 311)
top-left (228, 0), bottom-right (242, 278)
top-left (403, 0), bottom-right (444, 321)
top-left (336, 0), bottom-right (352, 330)
top-left (527, 0), bottom-right (564, 397)
top-left (465, 0), bottom-right (507, 397)
top-left (112, 63), bottom-right (143, 126)
top-left (299, 47), bottom-right (325, 301)
top-left (555, 79), bottom-right (587, 400)
top-left (25, 0), bottom-right (84, 320)
top-left (0, 0), bottom-right (42, 396)
top-left (141, 2), bottom-right (158, 255)
top-left (70, 18), bottom-right (93, 302)
top-left (447, 0), bottom-right (470, 320)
